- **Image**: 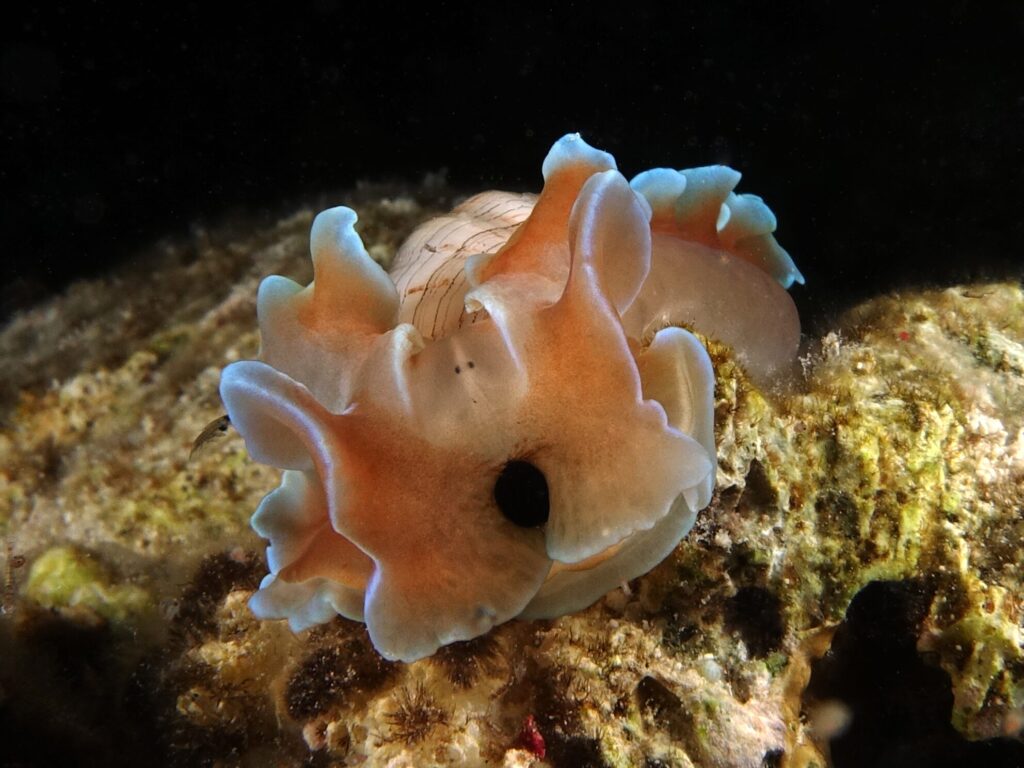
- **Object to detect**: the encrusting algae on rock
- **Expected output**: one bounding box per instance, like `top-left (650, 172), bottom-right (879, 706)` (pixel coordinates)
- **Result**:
top-left (0, 162), bottom-right (1022, 765)
top-left (22, 545), bottom-right (153, 624)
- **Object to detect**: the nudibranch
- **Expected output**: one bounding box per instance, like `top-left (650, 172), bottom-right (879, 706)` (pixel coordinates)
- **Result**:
top-left (220, 134), bottom-right (803, 662)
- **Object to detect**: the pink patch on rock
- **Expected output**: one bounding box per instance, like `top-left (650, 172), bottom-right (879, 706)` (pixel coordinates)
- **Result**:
top-left (515, 714), bottom-right (546, 759)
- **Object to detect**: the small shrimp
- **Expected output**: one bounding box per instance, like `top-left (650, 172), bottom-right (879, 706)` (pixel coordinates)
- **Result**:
top-left (189, 414), bottom-right (232, 460)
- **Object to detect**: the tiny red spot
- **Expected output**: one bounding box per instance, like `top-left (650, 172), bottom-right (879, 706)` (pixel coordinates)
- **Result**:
top-left (898, 330), bottom-right (911, 342)
top-left (515, 714), bottom-right (546, 759)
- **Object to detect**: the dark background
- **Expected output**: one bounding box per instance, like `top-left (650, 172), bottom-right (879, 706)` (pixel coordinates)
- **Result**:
top-left (2, 2), bottom-right (1022, 331)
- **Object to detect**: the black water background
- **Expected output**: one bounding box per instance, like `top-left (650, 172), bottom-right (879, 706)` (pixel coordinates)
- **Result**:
top-left (3, 3), bottom-right (1022, 330)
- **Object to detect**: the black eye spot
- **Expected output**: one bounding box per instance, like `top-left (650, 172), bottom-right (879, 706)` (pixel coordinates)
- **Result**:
top-left (494, 460), bottom-right (549, 528)
top-left (454, 365), bottom-right (461, 374)
top-left (467, 361), bottom-right (475, 369)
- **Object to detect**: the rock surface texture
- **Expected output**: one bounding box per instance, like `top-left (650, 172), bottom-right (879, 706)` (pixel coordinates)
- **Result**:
top-left (1, 187), bottom-right (1021, 767)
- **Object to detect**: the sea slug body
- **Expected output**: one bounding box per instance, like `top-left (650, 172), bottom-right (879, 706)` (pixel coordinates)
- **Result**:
top-left (220, 133), bottom-right (803, 661)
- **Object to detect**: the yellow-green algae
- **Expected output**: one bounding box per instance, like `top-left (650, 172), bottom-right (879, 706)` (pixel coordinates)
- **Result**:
top-left (0, 184), bottom-right (1021, 766)
top-left (23, 545), bottom-right (152, 624)
top-left (706, 283), bottom-right (1024, 747)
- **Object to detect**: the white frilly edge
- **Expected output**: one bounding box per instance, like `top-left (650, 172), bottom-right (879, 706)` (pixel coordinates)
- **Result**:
top-left (631, 166), bottom-right (805, 288)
